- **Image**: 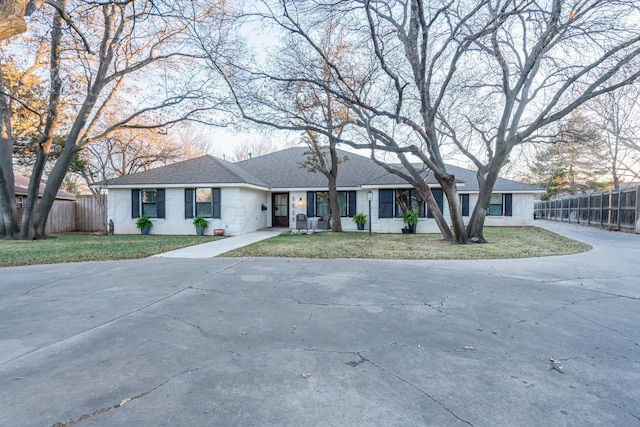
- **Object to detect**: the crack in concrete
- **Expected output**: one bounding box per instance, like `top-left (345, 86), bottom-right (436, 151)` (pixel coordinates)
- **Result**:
top-left (2, 262), bottom-right (244, 368)
top-left (364, 357), bottom-right (473, 426)
top-left (593, 390), bottom-right (640, 423)
top-left (563, 307), bottom-right (639, 347)
top-left (22, 265), bottom-right (99, 296)
top-left (174, 317), bottom-right (209, 337)
top-left (299, 344), bottom-right (472, 425)
top-left (579, 288), bottom-right (640, 301)
top-left (50, 368), bottom-right (194, 426)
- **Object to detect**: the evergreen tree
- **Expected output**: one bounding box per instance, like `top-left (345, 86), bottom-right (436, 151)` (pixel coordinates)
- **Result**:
top-left (530, 111), bottom-right (609, 200)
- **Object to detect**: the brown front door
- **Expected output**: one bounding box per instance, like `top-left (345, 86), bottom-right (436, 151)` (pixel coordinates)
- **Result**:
top-left (272, 193), bottom-right (289, 227)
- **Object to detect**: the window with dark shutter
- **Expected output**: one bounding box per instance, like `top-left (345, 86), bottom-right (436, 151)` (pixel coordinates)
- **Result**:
top-left (379, 190), bottom-right (394, 218)
top-left (156, 189), bottom-right (166, 218)
top-left (460, 194), bottom-right (469, 216)
top-left (504, 194), bottom-right (513, 217)
top-left (131, 189), bottom-right (140, 218)
top-left (212, 188), bottom-right (221, 218)
top-left (347, 191), bottom-right (356, 217)
top-left (306, 191), bottom-right (315, 217)
top-left (428, 189), bottom-right (444, 218)
top-left (185, 189), bottom-right (194, 219)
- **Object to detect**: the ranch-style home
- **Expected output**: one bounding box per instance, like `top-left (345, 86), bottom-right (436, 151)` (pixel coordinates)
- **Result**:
top-left (103, 147), bottom-right (544, 235)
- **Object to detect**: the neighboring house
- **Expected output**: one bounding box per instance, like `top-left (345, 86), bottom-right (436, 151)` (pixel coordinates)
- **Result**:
top-left (14, 174), bottom-right (78, 233)
top-left (104, 147), bottom-right (544, 235)
top-left (14, 174), bottom-right (77, 208)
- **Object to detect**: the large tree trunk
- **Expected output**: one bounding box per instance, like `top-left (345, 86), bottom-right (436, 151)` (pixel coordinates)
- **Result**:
top-left (0, 67), bottom-right (20, 238)
top-left (414, 181), bottom-right (454, 242)
top-left (326, 139), bottom-right (342, 232)
top-left (467, 164), bottom-right (502, 243)
top-left (31, 144), bottom-right (78, 238)
top-left (20, 141), bottom-right (52, 239)
top-left (20, 1), bottom-right (66, 239)
top-left (0, 0), bottom-right (28, 41)
top-left (439, 178), bottom-right (468, 244)
top-left (327, 174), bottom-right (342, 232)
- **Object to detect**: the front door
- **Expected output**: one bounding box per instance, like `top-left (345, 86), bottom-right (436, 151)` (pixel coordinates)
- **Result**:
top-left (272, 193), bottom-right (289, 227)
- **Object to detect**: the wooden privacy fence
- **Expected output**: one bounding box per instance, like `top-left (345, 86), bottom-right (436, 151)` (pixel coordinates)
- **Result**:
top-left (76, 195), bottom-right (106, 232)
top-left (18, 195), bottom-right (106, 234)
top-left (534, 187), bottom-right (640, 234)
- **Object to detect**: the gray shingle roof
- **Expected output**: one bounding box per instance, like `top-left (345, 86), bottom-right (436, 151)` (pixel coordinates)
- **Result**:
top-left (104, 147), bottom-right (543, 193)
top-left (237, 147), bottom-right (389, 188)
top-left (103, 155), bottom-right (267, 187)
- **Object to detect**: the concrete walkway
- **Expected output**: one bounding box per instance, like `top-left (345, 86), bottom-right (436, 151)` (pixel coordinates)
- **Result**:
top-left (153, 230), bottom-right (281, 258)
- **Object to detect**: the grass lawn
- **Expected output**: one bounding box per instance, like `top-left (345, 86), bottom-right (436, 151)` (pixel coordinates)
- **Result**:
top-left (0, 233), bottom-right (225, 267)
top-left (225, 226), bottom-right (591, 260)
top-left (0, 227), bottom-right (591, 267)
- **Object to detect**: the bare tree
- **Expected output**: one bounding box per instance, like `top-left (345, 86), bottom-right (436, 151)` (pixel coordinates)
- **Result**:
top-left (0, 0), bottom-right (237, 239)
top-left (588, 88), bottom-right (640, 188)
top-left (231, 138), bottom-right (272, 161)
top-left (225, 0), bottom-right (640, 243)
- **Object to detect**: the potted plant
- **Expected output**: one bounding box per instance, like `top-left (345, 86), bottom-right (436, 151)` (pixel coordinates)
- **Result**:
top-left (193, 215), bottom-right (209, 236)
top-left (352, 212), bottom-right (367, 231)
top-left (135, 215), bottom-right (153, 235)
top-left (401, 209), bottom-right (418, 234)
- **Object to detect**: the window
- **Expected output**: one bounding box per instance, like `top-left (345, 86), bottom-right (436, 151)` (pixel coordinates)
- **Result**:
top-left (316, 192), bottom-right (330, 217)
top-left (379, 189), bottom-right (441, 218)
top-left (395, 189), bottom-right (426, 218)
top-left (17, 196), bottom-right (24, 208)
top-left (185, 188), bottom-right (221, 219)
top-left (131, 189), bottom-right (165, 218)
top-left (460, 194), bottom-right (469, 216)
top-left (487, 193), bottom-right (512, 216)
top-left (306, 191), bottom-right (356, 217)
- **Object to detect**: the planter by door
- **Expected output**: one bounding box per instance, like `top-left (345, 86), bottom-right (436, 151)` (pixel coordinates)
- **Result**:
top-left (357, 223), bottom-right (365, 231)
top-left (214, 228), bottom-right (225, 236)
top-left (196, 226), bottom-right (205, 236)
top-left (140, 226), bottom-right (150, 235)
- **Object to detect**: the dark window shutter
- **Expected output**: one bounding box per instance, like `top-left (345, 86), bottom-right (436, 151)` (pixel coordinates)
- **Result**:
top-left (307, 191), bottom-right (315, 217)
top-left (157, 189), bottom-right (166, 218)
top-left (348, 191), bottom-right (356, 217)
top-left (504, 193), bottom-right (513, 216)
top-left (185, 189), bottom-right (194, 219)
top-left (131, 189), bottom-right (140, 218)
top-left (428, 189), bottom-right (444, 218)
top-left (212, 188), bottom-right (221, 218)
top-left (461, 194), bottom-right (469, 216)
top-left (379, 190), bottom-right (393, 218)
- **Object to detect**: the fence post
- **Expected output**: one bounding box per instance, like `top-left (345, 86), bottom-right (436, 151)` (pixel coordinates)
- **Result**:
top-left (577, 195), bottom-right (581, 224)
top-left (600, 191), bottom-right (604, 226)
top-left (616, 189), bottom-right (622, 230)
top-left (636, 186), bottom-right (640, 234)
top-left (587, 192), bottom-right (591, 225)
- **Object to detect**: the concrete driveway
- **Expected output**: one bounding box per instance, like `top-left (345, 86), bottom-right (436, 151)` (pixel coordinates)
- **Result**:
top-left (1, 222), bottom-right (639, 426)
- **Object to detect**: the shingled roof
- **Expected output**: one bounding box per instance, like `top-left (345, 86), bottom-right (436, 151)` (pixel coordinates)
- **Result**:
top-left (104, 155), bottom-right (267, 187)
top-left (104, 147), bottom-right (543, 192)
top-left (14, 175), bottom-right (76, 201)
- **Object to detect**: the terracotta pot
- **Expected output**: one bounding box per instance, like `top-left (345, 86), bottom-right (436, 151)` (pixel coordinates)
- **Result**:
top-left (213, 228), bottom-right (225, 236)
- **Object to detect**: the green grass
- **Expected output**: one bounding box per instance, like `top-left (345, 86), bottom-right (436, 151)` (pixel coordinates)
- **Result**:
top-left (225, 227), bottom-right (591, 260)
top-left (0, 233), bottom-right (226, 267)
top-left (0, 227), bottom-right (591, 267)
